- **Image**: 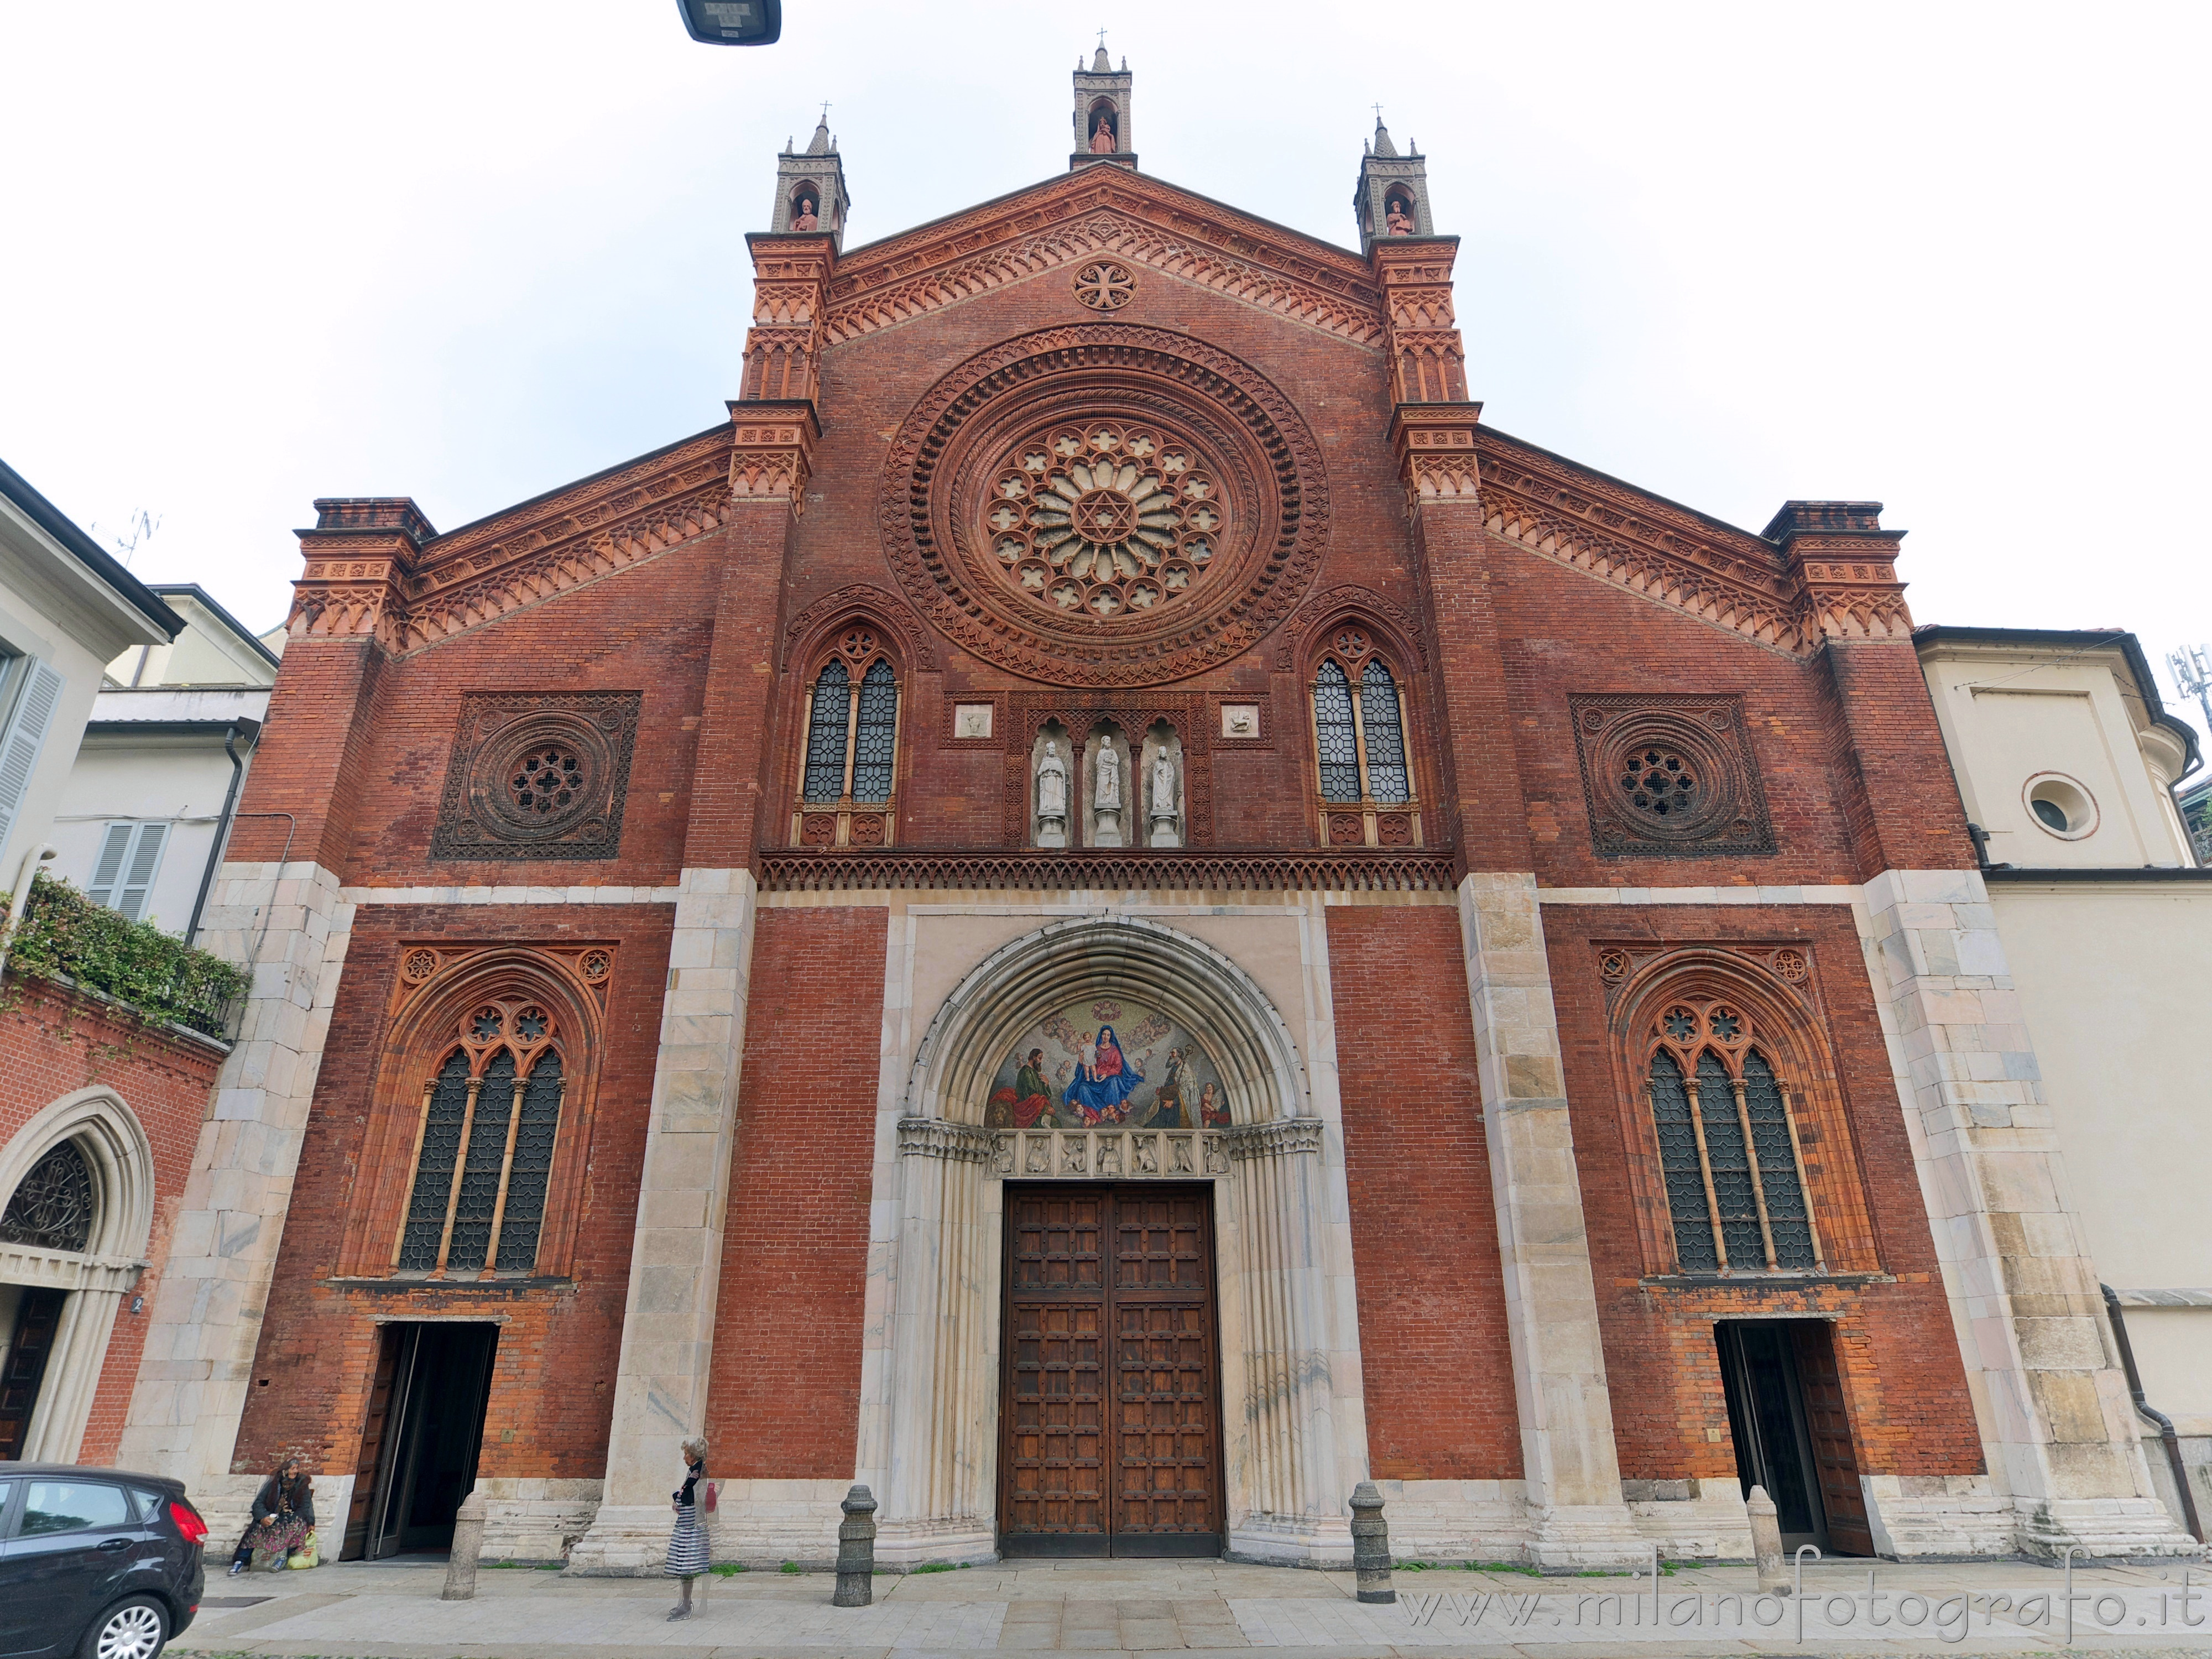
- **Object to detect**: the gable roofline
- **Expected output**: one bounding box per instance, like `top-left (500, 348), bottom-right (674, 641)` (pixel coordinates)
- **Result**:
top-left (1475, 424), bottom-right (1782, 561)
top-left (144, 583), bottom-right (282, 670)
top-left (1912, 623), bottom-right (2202, 776)
top-left (0, 456), bottom-right (184, 640)
top-left (826, 164), bottom-right (1391, 291)
top-left (421, 420), bottom-right (733, 550)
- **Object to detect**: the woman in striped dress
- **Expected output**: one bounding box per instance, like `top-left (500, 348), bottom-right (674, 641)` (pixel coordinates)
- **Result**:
top-left (666, 1437), bottom-right (711, 1619)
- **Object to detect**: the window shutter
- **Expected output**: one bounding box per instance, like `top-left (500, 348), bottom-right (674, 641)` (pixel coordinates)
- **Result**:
top-left (87, 823), bottom-right (134, 907)
top-left (117, 823), bottom-right (168, 922)
top-left (0, 661), bottom-right (65, 854)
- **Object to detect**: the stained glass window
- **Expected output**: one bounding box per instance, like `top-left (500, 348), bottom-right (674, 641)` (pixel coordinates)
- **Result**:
top-left (1313, 661), bottom-right (1360, 802)
top-left (398, 1051), bottom-right (472, 1270)
top-left (1744, 1049), bottom-right (1815, 1267)
top-left (851, 660), bottom-right (899, 804)
top-left (444, 1051), bottom-right (516, 1272)
top-left (1649, 1052), bottom-right (1717, 1270)
top-left (1648, 1022), bottom-right (1820, 1274)
top-left (0, 1140), bottom-right (93, 1254)
top-left (495, 1054), bottom-right (563, 1274)
top-left (802, 660), bottom-right (851, 801)
top-left (1698, 1052), bottom-right (1765, 1268)
top-left (1359, 661), bottom-right (1410, 804)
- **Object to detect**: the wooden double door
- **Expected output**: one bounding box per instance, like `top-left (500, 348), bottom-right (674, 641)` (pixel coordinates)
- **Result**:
top-left (998, 1184), bottom-right (1223, 1557)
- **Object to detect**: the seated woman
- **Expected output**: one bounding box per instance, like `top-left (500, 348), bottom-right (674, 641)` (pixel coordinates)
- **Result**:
top-left (229, 1458), bottom-right (314, 1575)
top-left (1062, 1025), bottom-right (1143, 1123)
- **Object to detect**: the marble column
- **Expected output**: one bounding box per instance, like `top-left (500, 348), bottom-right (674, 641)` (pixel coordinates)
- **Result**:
top-left (1860, 868), bottom-right (2197, 1557)
top-left (1458, 871), bottom-right (1641, 1567)
top-left (566, 868), bottom-right (759, 1572)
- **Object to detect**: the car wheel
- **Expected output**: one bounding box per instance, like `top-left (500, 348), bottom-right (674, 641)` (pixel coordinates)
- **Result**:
top-left (81, 1595), bottom-right (169, 1659)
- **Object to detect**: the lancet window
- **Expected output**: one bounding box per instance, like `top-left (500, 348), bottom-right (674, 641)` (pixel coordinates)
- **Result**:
top-left (395, 998), bottom-right (566, 1277)
top-left (1644, 998), bottom-right (1820, 1274)
top-left (792, 629), bottom-right (901, 848)
top-left (1308, 630), bottom-right (1421, 848)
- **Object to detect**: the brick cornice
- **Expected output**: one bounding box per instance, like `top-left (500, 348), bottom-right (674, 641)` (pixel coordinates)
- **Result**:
top-left (1391, 403), bottom-right (1484, 506)
top-left (1474, 429), bottom-right (1819, 656)
top-left (287, 427), bottom-right (738, 657)
top-left (818, 171), bottom-right (1385, 352)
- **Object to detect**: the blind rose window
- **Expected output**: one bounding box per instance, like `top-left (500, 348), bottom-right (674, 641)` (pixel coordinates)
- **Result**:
top-left (1645, 998), bottom-right (1820, 1272)
top-left (794, 629), bottom-right (901, 848)
top-left (396, 998), bottom-right (566, 1276)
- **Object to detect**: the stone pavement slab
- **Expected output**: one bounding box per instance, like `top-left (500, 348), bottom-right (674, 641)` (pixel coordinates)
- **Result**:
top-left (169, 1555), bottom-right (2212, 1657)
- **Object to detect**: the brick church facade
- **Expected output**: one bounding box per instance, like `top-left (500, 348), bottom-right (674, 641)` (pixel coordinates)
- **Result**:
top-left (116, 54), bottom-right (2190, 1567)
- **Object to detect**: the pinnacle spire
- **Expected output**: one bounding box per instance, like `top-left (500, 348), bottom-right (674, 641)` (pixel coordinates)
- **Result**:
top-left (807, 102), bottom-right (832, 154)
top-left (1371, 116), bottom-right (1397, 159)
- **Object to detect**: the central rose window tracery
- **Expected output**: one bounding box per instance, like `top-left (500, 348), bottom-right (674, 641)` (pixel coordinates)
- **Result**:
top-left (982, 421), bottom-right (1227, 619)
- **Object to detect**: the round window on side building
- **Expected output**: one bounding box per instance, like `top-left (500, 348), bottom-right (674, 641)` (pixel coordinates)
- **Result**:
top-left (2023, 773), bottom-right (2098, 842)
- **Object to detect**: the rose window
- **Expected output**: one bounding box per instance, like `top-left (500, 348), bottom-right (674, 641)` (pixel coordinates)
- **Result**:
top-left (982, 421), bottom-right (1227, 619)
top-left (1620, 746), bottom-right (1697, 819)
top-left (510, 745), bottom-right (585, 816)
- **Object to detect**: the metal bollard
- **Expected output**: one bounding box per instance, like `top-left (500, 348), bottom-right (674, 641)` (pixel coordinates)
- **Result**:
top-left (1349, 1480), bottom-right (1395, 1605)
top-left (442, 1486), bottom-right (487, 1601)
top-left (833, 1483), bottom-right (877, 1608)
top-left (1746, 1484), bottom-right (1788, 1594)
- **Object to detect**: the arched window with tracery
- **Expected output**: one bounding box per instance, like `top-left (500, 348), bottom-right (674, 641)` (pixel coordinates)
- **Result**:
top-left (1308, 628), bottom-right (1421, 848)
top-left (792, 628), bottom-right (901, 848)
top-left (1643, 997), bottom-right (1820, 1274)
top-left (395, 997), bottom-right (568, 1277)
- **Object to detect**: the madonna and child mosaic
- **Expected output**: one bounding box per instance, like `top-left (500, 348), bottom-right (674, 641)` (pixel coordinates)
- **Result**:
top-left (985, 998), bottom-right (1232, 1131)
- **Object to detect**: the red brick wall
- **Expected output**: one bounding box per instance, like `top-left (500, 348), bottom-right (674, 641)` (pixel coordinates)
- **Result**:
top-left (0, 979), bottom-right (221, 1464)
top-left (1543, 902), bottom-right (1984, 1483)
top-left (1328, 906), bottom-right (1521, 1480)
top-left (232, 905), bottom-right (672, 1479)
top-left (704, 906), bottom-right (885, 1479)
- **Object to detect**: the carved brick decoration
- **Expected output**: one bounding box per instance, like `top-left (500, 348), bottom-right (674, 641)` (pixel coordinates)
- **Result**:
top-left (880, 324), bottom-right (1330, 687)
top-left (756, 848), bottom-right (1456, 893)
top-left (1569, 693), bottom-right (1775, 859)
top-left (821, 175), bottom-right (1385, 351)
top-left (738, 243), bottom-right (832, 405)
top-left (1374, 241), bottom-right (1469, 405)
top-left (1073, 260), bottom-right (1136, 310)
top-left (431, 691), bottom-right (644, 862)
top-left (288, 431), bottom-right (739, 659)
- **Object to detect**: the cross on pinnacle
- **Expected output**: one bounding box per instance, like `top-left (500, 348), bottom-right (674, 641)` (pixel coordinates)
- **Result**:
top-left (818, 100), bottom-right (831, 124)
top-left (1098, 28), bottom-right (1109, 48)
top-left (1372, 102), bottom-right (1385, 122)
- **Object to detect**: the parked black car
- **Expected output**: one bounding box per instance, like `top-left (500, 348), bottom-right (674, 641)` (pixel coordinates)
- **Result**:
top-left (0, 1466), bottom-right (204, 1658)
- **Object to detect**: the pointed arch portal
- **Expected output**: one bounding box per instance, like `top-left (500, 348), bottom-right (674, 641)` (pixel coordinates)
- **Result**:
top-left (871, 915), bottom-right (1366, 1564)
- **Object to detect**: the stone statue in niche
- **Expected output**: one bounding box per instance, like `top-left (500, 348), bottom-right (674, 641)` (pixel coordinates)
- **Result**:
top-left (1037, 740), bottom-right (1069, 848)
top-left (1385, 200), bottom-right (1415, 236)
top-left (1148, 748), bottom-right (1181, 848)
top-left (791, 197), bottom-right (820, 231)
top-left (1093, 740), bottom-right (1123, 847)
top-left (1090, 112), bottom-right (1117, 154)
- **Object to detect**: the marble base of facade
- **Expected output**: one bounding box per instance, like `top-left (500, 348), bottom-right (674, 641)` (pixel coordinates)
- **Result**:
top-left (1623, 1478), bottom-right (1755, 1561)
top-left (873, 1515), bottom-right (999, 1568)
top-left (564, 1480), bottom-right (852, 1574)
top-left (1524, 1503), bottom-right (1651, 1570)
top-left (1225, 1511), bottom-right (1356, 1568)
top-left (477, 1478), bottom-right (606, 1563)
top-left (2012, 1495), bottom-right (2205, 1559)
top-left (1859, 1473), bottom-right (2015, 1558)
top-left (1364, 1478), bottom-right (1528, 1560)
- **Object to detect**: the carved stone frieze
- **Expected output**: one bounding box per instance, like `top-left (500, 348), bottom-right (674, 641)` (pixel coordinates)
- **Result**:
top-left (895, 1118), bottom-right (997, 1165)
top-left (1224, 1118), bottom-right (1324, 1160)
top-left (755, 848), bottom-right (1457, 893)
top-left (879, 324), bottom-right (1330, 688)
top-left (821, 176), bottom-right (1384, 350)
top-left (971, 1125), bottom-right (1228, 1180)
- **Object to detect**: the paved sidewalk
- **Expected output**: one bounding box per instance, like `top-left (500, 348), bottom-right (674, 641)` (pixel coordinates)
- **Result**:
top-left (173, 1554), bottom-right (2212, 1657)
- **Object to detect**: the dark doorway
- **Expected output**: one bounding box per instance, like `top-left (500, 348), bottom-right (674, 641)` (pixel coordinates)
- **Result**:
top-left (999, 1184), bottom-right (1223, 1558)
top-left (0, 1288), bottom-right (67, 1461)
top-left (1715, 1319), bottom-right (1871, 1555)
top-left (344, 1322), bottom-right (498, 1559)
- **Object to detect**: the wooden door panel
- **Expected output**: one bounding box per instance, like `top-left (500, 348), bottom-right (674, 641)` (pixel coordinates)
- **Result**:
top-left (1001, 1184), bottom-right (1220, 1553)
top-left (1792, 1322), bottom-right (1872, 1556)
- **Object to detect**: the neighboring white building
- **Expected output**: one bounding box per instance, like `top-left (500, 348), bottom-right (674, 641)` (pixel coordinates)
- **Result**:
top-left (1917, 624), bottom-right (2211, 1542)
top-left (52, 586), bottom-right (278, 941)
top-left (0, 461), bottom-right (181, 893)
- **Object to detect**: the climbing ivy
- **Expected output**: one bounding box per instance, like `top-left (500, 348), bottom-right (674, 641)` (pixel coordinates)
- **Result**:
top-left (1, 873), bottom-right (248, 1039)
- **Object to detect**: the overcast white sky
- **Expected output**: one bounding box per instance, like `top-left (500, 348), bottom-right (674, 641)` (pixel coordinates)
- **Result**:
top-left (4, 3), bottom-right (2209, 746)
